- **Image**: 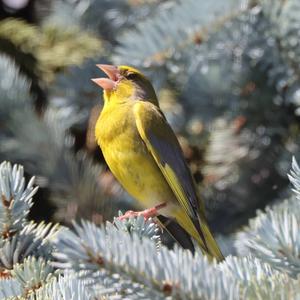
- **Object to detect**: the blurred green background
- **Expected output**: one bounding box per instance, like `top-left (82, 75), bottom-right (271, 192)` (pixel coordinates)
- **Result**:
top-left (1, 0), bottom-right (300, 237)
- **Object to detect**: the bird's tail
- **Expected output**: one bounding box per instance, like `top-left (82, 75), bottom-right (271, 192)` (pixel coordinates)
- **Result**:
top-left (157, 215), bottom-right (195, 253)
top-left (195, 217), bottom-right (224, 262)
top-left (175, 210), bottom-right (224, 262)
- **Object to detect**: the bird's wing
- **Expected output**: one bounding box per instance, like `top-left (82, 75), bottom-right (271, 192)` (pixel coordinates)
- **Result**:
top-left (134, 101), bottom-right (224, 261)
top-left (133, 101), bottom-right (201, 220)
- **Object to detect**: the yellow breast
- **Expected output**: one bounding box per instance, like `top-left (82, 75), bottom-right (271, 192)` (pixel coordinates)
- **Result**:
top-left (95, 102), bottom-right (175, 209)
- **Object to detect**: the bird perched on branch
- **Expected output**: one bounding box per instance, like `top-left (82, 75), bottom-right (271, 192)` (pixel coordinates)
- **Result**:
top-left (92, 64), bottom-right (224, 261)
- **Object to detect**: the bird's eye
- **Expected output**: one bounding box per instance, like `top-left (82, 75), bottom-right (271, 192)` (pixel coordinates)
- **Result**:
top-left (126, 72), bottom-right (137, 80)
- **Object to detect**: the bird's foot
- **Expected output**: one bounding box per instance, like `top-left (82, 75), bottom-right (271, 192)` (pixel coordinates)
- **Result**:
top-left (118, 202), bottom-right (167, 221)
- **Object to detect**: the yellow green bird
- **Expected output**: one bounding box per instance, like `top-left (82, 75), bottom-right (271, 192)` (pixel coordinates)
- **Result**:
top-left (92, 64), bottom-right (224, 262)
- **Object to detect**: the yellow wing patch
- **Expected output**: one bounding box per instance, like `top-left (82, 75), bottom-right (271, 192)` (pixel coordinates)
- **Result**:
top-left (134, 101), bottom-right (224, 261)
top-left (134, 101), bottom-right (195, 218)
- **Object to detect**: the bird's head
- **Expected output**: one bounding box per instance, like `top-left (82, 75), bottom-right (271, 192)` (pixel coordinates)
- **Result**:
top-left (92, 65), bottom-right (158, 106)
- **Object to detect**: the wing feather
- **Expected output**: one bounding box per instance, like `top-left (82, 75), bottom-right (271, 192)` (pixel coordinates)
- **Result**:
top-left (134, 101), bottom-right (224, 261)
top-left (134, 101), bottom-right (200, 220)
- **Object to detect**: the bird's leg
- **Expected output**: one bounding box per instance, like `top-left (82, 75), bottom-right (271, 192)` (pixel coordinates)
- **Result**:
top-left (118, 202), bottom-right (167, 220)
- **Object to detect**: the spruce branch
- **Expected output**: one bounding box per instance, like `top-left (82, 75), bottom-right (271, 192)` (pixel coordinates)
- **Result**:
top-left (244, 202), bottom-right (300, 277)
top-left (255, 0), bottom-right (300, 115)
top-left (203, 117), bottom-right (249, 189)
top-left (36, 24), bottom-right (102, 83)
top-left (0, 161), bottom-right (37, 238)
top-left (219, 255), bottom-right (300, 299)
top-left (0, 160), bottom-right (299, 299)
top-left (0, 161), bottom-right (60, 299)
top-left (114, 214), bottom-right (162, 248)
top-left (235, 158), bottom-right (300, 277)
top-left (260, 0), bottom-right (300, 74)
top-left (11, 257), bottom-right (55, 298)
top-left (0, 278), bottom-right (21, 299)
top-left (220, 255), bottom-right (280, 283)
top-left (0, 222), bottom-right (59, 271)
top-left (53, 219), bottom-right (242, 299)
top-left (49, 58), bottom-right (103, 129)
top-left (0, 18), bottom-right (102, 84)
top-left (49, 0), bottom-right (172, 42)
top-left (0, 55), bottom-right (31, 118)
top-left (114, 0), bottom-right (248, 73)
top-left (52, 216), bottom-right (300, 299)
top-left (31, 273), bottom-right (91, 300)
top-left (175, 6), bottom-right (297, 231)
top-left (0, 55), bottom-right (126, 223)
top-left (287, 156), bottom-right (300, 197)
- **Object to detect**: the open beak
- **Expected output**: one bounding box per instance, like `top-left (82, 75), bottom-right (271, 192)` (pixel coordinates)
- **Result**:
top-left (91, 64), bottom-right (120, 91)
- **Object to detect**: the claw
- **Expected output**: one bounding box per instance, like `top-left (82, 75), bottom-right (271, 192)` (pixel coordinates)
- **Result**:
top-left (117, 203), bottom-right (167, 221)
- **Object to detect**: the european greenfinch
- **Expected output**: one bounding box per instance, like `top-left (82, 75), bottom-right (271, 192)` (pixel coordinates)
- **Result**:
top-left (92, 65), bottom-right (224, 261)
